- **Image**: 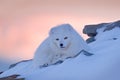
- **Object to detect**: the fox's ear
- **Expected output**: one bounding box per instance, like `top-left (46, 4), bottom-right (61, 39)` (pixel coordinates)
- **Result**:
top-left (66, 24), bottom-right (73, 31)
top-left (49, 28), bottom-right (55, 35)
top-left (63, 24), bottom-right (74, 32)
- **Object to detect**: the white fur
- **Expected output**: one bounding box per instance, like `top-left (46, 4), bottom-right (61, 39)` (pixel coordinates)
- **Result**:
top-left (32, 24), bottom-right (92, 68)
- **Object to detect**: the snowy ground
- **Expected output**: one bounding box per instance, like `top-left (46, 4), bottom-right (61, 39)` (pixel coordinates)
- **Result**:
top-left (0, 27), bottom-right (120, 80)
top-left (0, 58), bottom-right (13, 72)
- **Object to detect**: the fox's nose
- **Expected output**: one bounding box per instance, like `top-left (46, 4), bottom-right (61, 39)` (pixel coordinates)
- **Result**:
top-left (60, 43), bottom-right (63, 47)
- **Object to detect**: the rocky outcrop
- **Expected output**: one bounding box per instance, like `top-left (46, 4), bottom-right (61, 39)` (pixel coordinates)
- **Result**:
top-left (104, 20), bottom-right (120, 31)
top-left (83, 20), bottom-right (120, 43)
top-left (9, 59), bottom-right (32, 69)
top-left (0, 74), bottom-right (24, 80)
top-left (83, 23), bottom-right (108, 37)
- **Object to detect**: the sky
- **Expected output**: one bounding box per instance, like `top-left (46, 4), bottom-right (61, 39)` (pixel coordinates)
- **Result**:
top-left (0, 0), bottom-right (120, 61)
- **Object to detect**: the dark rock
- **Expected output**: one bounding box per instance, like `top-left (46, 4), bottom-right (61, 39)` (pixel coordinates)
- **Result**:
top-left (83, 23), bottom-right (107, 37)
top-left (9, 59), bottom-right (32, 69)
top-left (82, 50), bottom-right (94, 56)
top-left (86, 37), bottom-right (95, 43)
top-left (104, 20), bottom-right (120, 31)
top-left (0, 72), bottom-right (3, 74)
top-left (113, 38), bottom-right (117, 40)
top-left (54, 60), bottom-right (63, 65)
top-left (0, 74), bottom-right (25, 80)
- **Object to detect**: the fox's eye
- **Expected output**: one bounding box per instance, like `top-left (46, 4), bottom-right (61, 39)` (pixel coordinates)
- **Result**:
top-left (64, 37), bottom-right (68, 40)
top-left (56, 38), bottom-right (59, 41)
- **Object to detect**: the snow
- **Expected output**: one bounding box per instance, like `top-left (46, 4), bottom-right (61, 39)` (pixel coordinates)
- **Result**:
top-left (95, 27), bottom-right (120, 41)
top-left (0, 27), bottom-right (120, 80)
top-left (0, 58), bottom-right (13, 72)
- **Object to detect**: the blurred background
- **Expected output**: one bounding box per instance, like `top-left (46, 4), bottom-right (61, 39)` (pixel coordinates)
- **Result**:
top-left (0, 0), bottom-right (120, 62)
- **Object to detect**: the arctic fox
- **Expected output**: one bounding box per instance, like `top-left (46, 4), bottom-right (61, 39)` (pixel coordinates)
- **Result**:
top-left (33, 24), bottom-right (93, 68)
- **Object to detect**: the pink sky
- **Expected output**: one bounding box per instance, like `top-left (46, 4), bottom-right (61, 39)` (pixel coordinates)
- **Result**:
top-left (0, 0), bottom-right (120, 61)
